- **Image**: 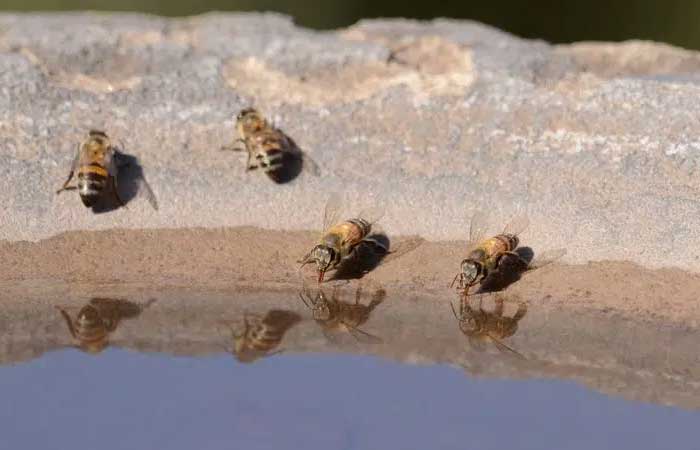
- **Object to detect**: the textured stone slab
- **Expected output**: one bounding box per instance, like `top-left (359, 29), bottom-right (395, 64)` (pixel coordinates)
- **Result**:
top-left (1, 13), bottom-right (700, 269)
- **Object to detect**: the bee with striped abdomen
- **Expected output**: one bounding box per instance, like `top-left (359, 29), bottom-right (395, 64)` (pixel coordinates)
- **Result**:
top-left (56, 297), bottom-right (156, 354)
top-left (221, 310), bottom-right (301, 364)
top-left (299, 283), bottom-right (385, 343)
top-left (452, 212), bottom-right (531, 295)
top-left (450, 293), bottom-right (527, 358)
top-left (221, 108), bottom-right (318, 182)
top-left (56, 130), bottom-right (124, 208)
top-left (299, 194), bottom-right (385, 283)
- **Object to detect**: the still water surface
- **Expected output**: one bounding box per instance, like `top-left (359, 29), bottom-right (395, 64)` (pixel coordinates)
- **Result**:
top-left (0, 284), bottom-right (698, 449)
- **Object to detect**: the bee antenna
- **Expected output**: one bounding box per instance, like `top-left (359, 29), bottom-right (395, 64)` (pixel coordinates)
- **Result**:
top-left (89, 129), bottom-right (108, 138)
top-left (298, 292), bottom-right (313, 310)
top-left (449, 272), bottom-right (461, 288)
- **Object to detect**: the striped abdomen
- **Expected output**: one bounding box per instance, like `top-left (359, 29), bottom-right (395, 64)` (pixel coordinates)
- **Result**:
top-left (245, 324), bottom-right (284, 351)
top-left (74, 307), bottom-right (109, 350)
top-left (77, 163), bottom-right (109, 207)
top-left (470, 234), bottom-right (519, 269)
top-left (323, 219), bottom-right (371, 256)
top-left (250, 132), bottom-right (286, 173)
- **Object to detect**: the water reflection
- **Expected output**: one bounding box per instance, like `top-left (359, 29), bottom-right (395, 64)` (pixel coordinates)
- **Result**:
top-left (299, 283), bottom-right (386, 344)
top-left (221, 310), bottom-right (301, 363)
top-left (451, 293), bottom-right (527, 359)
top-left (1, 284), bottom-right (698, 409)
top-left (56, 297), bottom-right (157, 354)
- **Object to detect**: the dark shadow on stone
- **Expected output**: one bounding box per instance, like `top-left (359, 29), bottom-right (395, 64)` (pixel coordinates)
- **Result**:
top-left (91, 149), bottom-right (158, 214)
top-left (266, 136), bottom-right (319, 184)
top-left (477, 246), bottom-right (533, 294)
top-left (329, 233), bottom-right (390, 281)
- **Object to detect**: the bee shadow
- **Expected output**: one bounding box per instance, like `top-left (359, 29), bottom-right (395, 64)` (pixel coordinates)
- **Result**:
top-left (328, 233), bottom-right (390, 281)
top-left (267, 136), bottom-right (321, 184)
top-left (477, 246), bottom-right (534, 294)
top-left (90, 149), bottom-right (158, 214)
top-left (263, 309), bottom-right (303, 331)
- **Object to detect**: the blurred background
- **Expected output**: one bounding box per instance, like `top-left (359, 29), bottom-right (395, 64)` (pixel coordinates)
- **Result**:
top-left (3, 0), bottom-right (700, 49)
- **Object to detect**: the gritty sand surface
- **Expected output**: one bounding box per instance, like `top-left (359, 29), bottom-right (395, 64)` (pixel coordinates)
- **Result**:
top-left (1, 13), bottom-right (700, 270)
top-left (2, 227), bottom-right (700, 328)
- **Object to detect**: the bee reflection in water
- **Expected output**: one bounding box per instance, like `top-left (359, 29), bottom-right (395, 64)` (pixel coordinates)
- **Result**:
top-left (56, 297), bottom-right (157, 354)
top-left (221, 310), bottom-right (301, 364)
top-left (451, 293), bottom-right (527, 359)
top-left (299, 283), bottom-right (386, 344)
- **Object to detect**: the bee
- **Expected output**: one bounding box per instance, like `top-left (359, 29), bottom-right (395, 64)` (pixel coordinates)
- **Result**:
top-left (56, 297), bottom-right (156, 354)
top-left (450, 293), bottom-right (527, 358)
top-left (299, 193), bottom-right (385, 283)
top-left (299, 283), bottom-right (385, 343)
top-left (451, 212), bottom-right (532, 295)
top-left (221, 310), bottom-right (301, 364)
top-left (221, 108), bottom-right (318, 182)
top-left (56, 130), bottom-right (124, 208)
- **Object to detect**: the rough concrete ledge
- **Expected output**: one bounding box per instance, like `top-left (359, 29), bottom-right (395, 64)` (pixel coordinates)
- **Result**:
top-left (2, 13), bottom-right (700, 270)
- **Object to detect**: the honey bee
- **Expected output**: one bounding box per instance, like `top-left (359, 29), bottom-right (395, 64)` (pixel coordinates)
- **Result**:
top-left (299, 283), bottom-right (385, 343)
top-left (221, 310), bottom-right (301, 364)
top-left (299, 193), bottom-right (385, 283)
top-left (56, 297), bottom-right (156, 354)
top-left (221, 108), bottom-right (318, 182)
top-left (56, 130), bottom-right (124, 208)
top-left (451, 212), bottom-right (532, 295)
top-left (450, 293), bottom-right (527, 358)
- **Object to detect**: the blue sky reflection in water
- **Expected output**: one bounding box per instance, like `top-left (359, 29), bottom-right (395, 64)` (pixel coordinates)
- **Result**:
top-left (0, 350), bottom-right (697, 450)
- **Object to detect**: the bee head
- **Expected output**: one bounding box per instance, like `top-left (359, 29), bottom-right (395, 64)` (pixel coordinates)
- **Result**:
top-left (236, 108), bottom-right (266, 134)
top-left (460, 259), bottom-right (482, 286)
top-left (77, 305), bottom-right (101, 323)
top-left (85, 130), bottom-right (111, 151)
top-left (312, 301), bottom-right (331, 321)
top-left (80, 339), bottom-right (108, 355)
top-left (311, 245), bottom-right (336, 283)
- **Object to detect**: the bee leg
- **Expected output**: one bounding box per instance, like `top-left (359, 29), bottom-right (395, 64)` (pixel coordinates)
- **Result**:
top-left (513, 301), bottom-right (528, 322)
top-left (55, 307), bottom-right (78, 339)
top-left (220, 138), bottom-right (246, 152)
top-left (56, 170), bottom-right (76, 194)
top-left (57, 146), bottom-right (80, 194)
top-left (494, 296), bottom-right (505, 317)
top-left (245, 152), bottom-right (260, 172)
top-left (354, 285), bottom-right (363, 305)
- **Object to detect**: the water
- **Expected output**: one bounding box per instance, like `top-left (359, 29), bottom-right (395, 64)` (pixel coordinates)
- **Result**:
top-left (0, 283), bottom-right (699, 449)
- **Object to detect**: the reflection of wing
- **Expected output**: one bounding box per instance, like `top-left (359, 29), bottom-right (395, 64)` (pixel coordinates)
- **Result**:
top-left (528, 248), bottom-right (567, 270)
top-left (347, 325), bottom-right (383, 344)
top-left (323, 193), bottom-right (343, 231)
top-left (502, 214), bottom-right (530, 236)
top-left (487, 334), bottom-right (525, 359)
top-left (467, 211), bottom-right (489, 250)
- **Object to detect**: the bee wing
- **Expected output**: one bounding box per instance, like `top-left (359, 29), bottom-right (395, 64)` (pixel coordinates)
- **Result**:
top-left (502, 214), bottom-right (530, 236)
top-left (138, 176), bottom-right (160, 211)
top-left (466, 210), bottom-right (490, 250)
top-left (356, 204), bottom-right (385, 226)
top-left (301, 153), bottom-right (321, 177)
top-left (527, 248), bottom-right (567, 271)
top-left (322, 193), bottom-right (344, 231)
